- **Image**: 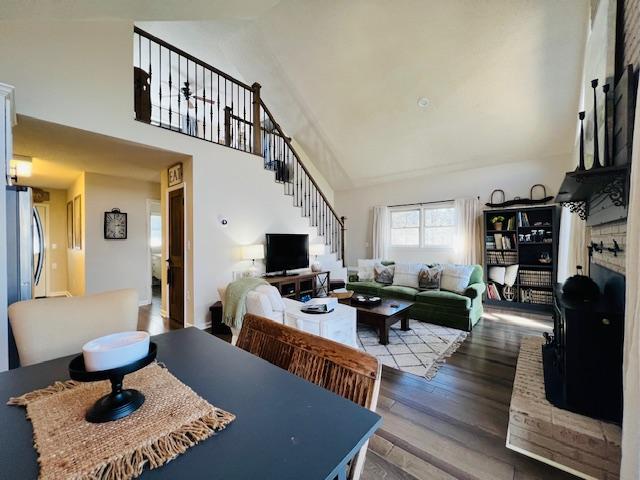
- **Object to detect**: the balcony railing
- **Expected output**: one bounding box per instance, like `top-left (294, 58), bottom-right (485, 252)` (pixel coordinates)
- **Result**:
top-left (133, 27), bottom-right (345, 262)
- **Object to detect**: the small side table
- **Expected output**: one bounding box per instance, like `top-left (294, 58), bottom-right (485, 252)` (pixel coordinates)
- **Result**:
top-left (209, 301), bottom-right (231, 335)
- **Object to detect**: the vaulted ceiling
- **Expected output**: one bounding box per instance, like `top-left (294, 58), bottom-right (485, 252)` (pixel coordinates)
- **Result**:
top-left (139, 0), bottom-right (589, 190)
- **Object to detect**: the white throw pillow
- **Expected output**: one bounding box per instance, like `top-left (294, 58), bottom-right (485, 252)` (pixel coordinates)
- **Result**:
top-left (357, 259), bottom-right (380, 281)
top-left (504, 265), bottom-right (519, 287)
top-left (254, 284), bottom-right (286, 312)
top-left (488, 266), bottom-right (506, 285)
top-left (392, 263), bottom-right (423, 289)
top-left (441, 264), bottom-right (475, 293)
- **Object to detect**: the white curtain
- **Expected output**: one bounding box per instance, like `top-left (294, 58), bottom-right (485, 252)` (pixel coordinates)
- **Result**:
top-left (620, 85), bottom-right (640, 480)
top-left (557, 205), bottom-right (587, 282)
top-left (372, 206), bottom-right (389, 260)
top-left (454, 197), bottom-right (480, 265)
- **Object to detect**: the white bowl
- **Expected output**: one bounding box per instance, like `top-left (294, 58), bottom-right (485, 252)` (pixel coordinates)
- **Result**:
top-left (82, 331), bottom-right (150, 372)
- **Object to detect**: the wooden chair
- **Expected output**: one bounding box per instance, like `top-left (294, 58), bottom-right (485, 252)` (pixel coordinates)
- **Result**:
top-left (237, 313), bottom-right (381, 480)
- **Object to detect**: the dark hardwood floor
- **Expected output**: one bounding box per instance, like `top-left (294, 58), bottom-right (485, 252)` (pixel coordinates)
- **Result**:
top-left (138, 285), bottom-right (177, 335)
top-left (360, 307), bottom-right (578, 480)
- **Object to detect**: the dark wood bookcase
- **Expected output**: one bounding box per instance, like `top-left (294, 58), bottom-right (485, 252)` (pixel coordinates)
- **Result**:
top-left (483, 205), bottom-right (559, 312)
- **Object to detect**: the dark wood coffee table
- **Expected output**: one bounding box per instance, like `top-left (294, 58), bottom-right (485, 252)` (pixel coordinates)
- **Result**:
top-left (339, 297), bottom-right (413, 345)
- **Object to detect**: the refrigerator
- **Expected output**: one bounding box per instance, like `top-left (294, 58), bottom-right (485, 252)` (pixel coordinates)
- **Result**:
top-left (6, 185), bottom-right (45, 368)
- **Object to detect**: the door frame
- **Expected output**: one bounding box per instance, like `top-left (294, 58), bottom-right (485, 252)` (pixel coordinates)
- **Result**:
top-left (165, 183), bottom-right (187, 327)
top-left (145, 198), bottom-right (161, 306)
top-left (33, 202), bottom-right (50, 298)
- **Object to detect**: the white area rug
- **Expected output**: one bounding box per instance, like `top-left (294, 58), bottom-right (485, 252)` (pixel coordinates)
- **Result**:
top-left (357, 319), bottom-right (468, 379)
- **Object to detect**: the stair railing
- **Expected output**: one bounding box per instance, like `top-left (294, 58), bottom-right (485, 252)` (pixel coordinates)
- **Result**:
top-left (133, 27), bottom-right (345, 263)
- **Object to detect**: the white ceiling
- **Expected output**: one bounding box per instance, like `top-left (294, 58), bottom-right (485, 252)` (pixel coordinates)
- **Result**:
top-left (138, 0), bottom-right (589, 190)
top-left (13, 115), bottom-right (188, 189)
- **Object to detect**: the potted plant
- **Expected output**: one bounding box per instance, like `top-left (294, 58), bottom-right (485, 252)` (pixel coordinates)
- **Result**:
top-left (491, 215), bottom-right (505, 230)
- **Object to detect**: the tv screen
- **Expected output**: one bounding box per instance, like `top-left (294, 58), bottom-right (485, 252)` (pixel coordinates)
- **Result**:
top-left (265, 234), bottom-right (309, 274)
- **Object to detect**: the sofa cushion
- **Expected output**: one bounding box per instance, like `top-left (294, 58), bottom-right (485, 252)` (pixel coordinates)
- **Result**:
top-left (441, 264), bottom-right (475, 293)
top-left (392, 262), bottom-right (423, 289)
top-left (418, 265), bottom-right (443, 290)
top-left (381, 285), bottom-right (419, 300)
top-left (357, 259), bottom-right (380, 281)
top-left (347, 281), bottom-right (383, 295)
top-left (415, 290), bottom-right (472, 309)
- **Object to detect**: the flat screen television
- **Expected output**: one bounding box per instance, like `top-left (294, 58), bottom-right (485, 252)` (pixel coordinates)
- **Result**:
top-left (265, 234), bottom-right (309, 275)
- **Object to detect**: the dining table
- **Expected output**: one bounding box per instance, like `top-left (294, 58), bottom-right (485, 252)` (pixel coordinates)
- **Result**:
top-left (0, 327), bottom-right (382, 479)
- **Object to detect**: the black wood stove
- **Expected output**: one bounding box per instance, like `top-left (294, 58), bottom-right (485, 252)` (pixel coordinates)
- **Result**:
top-left (543, 263), bottom-right (625, 424)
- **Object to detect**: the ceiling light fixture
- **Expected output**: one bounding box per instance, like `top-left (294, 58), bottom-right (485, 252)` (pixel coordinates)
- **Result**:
top-left (417, 97), bottom-right (430, 108)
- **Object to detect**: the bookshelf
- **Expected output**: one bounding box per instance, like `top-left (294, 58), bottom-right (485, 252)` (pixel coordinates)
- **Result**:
top-left (483, 205), bottom-right (559, 312)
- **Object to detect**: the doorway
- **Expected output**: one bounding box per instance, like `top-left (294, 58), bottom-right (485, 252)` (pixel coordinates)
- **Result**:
top-left (148, 200), bottom-right (162, 307)
top-left (168, 187), bottom-right (185, 328)
top-left (33, 203), bottom-right (48, 298)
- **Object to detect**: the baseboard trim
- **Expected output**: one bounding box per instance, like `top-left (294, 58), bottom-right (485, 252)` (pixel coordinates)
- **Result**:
top-left (138, 299), bottom-right (152, 307)
top-left (160, 308), bottom-right (168, 317)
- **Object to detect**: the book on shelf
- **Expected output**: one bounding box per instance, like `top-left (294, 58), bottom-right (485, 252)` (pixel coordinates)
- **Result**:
top-left (493, 233), bottom-right (503, 250)
top-left (506, 216), bottom-right (516, 230)
top-left (487, 283), bottom-right (502, 300)
top-left (516, 211), bottom-right (530, 227)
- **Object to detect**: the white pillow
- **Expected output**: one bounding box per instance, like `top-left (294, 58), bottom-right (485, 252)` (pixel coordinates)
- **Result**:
top-left (488, 266), bottom-right (506, 285)
top-left (254, 284), bottom-right (286, 312)
top-left (441, 264), bottom-right (475, 293)
top-left (357, 259), bottom-right (380, 281)
top-left (504, 265), bottom-right (519, 287)
top-left (392, 262), bottom-right (423, 289)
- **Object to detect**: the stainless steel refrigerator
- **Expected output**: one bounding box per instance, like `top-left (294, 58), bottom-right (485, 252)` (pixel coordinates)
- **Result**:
top-left (6, 185), bottom-right (45, 368)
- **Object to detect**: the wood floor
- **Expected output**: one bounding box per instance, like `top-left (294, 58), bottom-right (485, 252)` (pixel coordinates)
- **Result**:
top-left (360, 308), bottom-right (578, 480)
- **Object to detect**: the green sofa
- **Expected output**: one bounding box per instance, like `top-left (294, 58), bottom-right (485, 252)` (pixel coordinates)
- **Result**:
top-left (347, 263), bottom-right (485, 331)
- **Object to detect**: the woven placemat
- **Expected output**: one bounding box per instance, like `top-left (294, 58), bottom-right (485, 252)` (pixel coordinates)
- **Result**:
top-left (8, 363), bottom-right (235, 480)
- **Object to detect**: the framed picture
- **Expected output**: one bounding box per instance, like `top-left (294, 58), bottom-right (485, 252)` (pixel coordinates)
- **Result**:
top-left (73, 195), bottom-right (82, 249)
top-left (66, 201), bottom-right (73, 248)
top-left (104, 209), bottom-right (128, 240)
top-left (168, 163), bottom-right (183, 187)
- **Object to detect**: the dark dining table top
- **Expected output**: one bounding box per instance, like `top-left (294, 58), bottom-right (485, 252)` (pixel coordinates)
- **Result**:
top-left (0, 327), bottom-right (381, 479)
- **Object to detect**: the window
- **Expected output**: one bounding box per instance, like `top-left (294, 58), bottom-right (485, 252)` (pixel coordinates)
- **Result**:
top-left (390, 204), bottom-right (456, 248)
top-left (423, 206), bottom-right (456, 247)
top-left (149, 214), bottom-right (162, 248)
top-left (390, 209), bottom-right (420, 246)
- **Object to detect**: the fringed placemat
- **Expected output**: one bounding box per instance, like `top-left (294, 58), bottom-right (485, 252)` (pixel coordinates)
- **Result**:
top-left (8, 363), bottom-right (235, 480)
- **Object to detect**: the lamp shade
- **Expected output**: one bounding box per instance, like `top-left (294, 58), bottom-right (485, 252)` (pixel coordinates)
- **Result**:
top-left (309, 243), bottom-right (325, 256)
top-left (242, 244), bottom-right (264, 261)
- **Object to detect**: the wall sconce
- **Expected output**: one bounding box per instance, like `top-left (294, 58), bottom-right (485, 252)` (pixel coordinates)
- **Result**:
top-left (242, 244), bottom-right (264, 277)
top-left (9, 155), bottom-right (33, 182)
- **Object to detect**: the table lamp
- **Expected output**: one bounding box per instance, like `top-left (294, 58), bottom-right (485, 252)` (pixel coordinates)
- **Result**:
top-left (309, 243), bottom-right (325, 272)
top-left (242, 244), bottom-right (264, 277)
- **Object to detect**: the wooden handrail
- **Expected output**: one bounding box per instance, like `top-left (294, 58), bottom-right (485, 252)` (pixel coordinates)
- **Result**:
top-left (259, 99), bottom-right (343, 227)
top-left (134, 27), bottom-right (253, 91)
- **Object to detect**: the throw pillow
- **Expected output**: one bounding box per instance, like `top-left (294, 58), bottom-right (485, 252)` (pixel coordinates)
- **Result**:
top-left (488, 266), bottom-right (506, 285)
top-left (374, 263), bottom-right (395, 285)
top-left (357, 259), bottom-right (380, 282)
top-left (418, 265), bottom-right (443, 290)
top-left (392, 262), bottom-right (423, 289)
top-left (504, 264), bottom-right (519, 287)
top-left (441, 264), bottom-right (475, 294)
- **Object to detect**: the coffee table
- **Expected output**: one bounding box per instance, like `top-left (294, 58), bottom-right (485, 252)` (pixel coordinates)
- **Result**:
top-left (338, 297), bottom-right (413, 345)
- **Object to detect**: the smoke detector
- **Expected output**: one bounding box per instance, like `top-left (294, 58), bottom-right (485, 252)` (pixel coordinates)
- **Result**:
top-left (417, 97), bottom-right (430, 108)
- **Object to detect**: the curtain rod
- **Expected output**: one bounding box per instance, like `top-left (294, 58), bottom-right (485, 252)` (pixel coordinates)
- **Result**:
top-left (388, 196), bottom-right (479, 208)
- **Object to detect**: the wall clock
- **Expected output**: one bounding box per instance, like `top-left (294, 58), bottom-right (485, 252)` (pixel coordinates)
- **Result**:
top-left (104, 208), bottom-right (127, 240)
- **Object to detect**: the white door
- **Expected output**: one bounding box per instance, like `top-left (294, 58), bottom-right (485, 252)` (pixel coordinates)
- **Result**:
top-left (33, 204), bottom-right (47, 298)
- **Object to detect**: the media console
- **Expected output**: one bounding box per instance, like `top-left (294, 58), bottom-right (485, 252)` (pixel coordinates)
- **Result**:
top-left (264, 271), bottom-right (330, 300)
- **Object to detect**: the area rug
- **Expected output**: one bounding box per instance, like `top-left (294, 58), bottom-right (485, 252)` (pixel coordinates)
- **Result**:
top-left (357, 319), bottom-right (467, 379)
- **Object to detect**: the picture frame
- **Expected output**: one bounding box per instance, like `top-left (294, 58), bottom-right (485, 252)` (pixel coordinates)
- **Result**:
top-left (66, 201), bottom-right (73, 248)
top-left (73, 195), bottom-right (82, 249)
top-left (168, 163), bottom-right (183, 187)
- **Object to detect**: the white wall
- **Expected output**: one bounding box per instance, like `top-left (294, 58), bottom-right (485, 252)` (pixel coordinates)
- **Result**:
top-left (0, 19), bottom-right (327, 328)
top-left (84, 172), bottom-right (160, 304)
top-left (336, 155), bottom-right (572, 266)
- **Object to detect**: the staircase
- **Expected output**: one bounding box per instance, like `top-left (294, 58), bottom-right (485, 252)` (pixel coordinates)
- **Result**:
top-left (133, 27), bottom-right (345, 265)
